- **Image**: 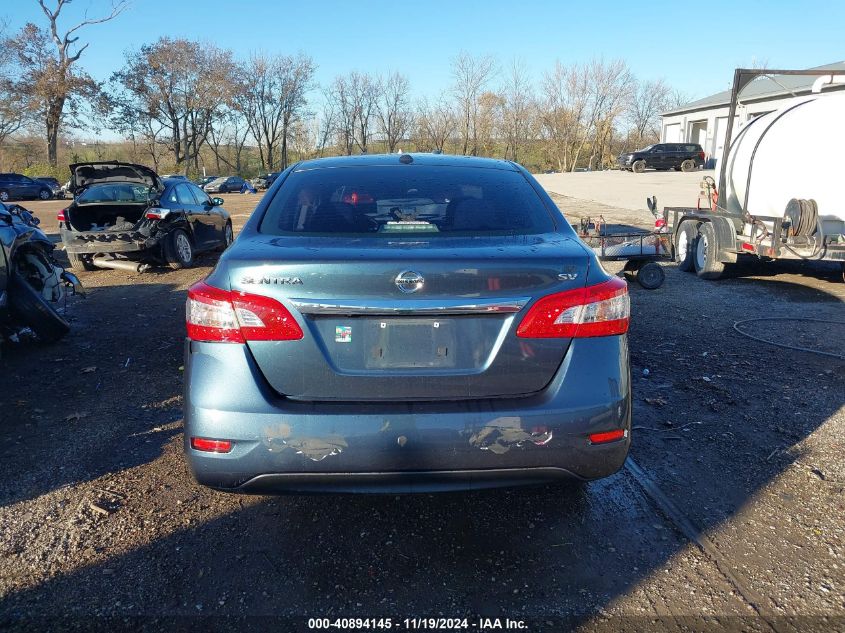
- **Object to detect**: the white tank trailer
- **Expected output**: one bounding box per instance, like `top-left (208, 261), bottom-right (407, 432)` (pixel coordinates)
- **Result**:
top-left (665, 70), bottom-right (845, 280)
top-left (718, 88), bottom-right (845, 238)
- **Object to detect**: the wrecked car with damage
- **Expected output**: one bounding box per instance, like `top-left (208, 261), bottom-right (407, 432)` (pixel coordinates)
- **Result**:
top-left (58, 162), bottom-right (234, 273)
top-left (1, 202), bottom-right (82, 349)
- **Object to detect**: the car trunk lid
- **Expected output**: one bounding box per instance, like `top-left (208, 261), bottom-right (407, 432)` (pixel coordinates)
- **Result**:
top-left (69, 162), bottom-right (162, 194)
top-left (226, 234), bottom-right (590, 401)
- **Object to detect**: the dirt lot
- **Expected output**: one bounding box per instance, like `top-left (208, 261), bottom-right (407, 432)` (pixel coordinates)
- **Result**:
top-left (1, 188), bottom-right (843, 631)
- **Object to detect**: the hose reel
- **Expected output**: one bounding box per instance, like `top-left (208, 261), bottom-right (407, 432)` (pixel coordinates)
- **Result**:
top-left (782, 198), bottom-right (818, 237)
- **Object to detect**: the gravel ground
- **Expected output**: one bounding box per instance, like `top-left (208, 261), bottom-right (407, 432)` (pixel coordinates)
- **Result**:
top-left (0, 191), bottom-right (843, 632)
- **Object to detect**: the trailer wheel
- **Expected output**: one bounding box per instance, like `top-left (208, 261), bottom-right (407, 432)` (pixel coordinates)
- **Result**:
top-left (680, 159), bottom-right (696, 172)
top-left (631, 160), bottom-right (646, 174)
top-left (636, 262), bottom-right (665, 289)
top-left (674, 221), bottom-right (698, 272)
top-left (694, 222), bottom-right (725, 280)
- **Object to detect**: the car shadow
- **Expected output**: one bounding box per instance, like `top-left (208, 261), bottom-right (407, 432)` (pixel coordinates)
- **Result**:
top-left (0, 269), bottom-right (842, 628)
top-left (0, 280), bottom-right (187, 510)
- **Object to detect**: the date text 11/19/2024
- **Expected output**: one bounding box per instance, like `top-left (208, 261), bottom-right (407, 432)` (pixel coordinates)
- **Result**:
top-left (307, 617), bottom-right (528, 630)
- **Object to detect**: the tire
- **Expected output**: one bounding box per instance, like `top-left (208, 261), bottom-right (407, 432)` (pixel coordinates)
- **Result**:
top-left (674, 221), bottom-right (698, 272)
top-left (622, 259), bottom-right (641, 282)
top-left (220, 221), bottom-right (234, 250)
top-left (38, 188), bottom-right (51, 200)
top-left (0, 190), bottom-right (9, 202)
top-left (694, 222), bottom-right (725, 280)
top-left (67, 252), bottom-right (95, 272)
top-left (631, 160), bottom-right (646, 174)
top-left (164, 229), bottom-right (194, 270)
top-left (680, 159), bottom-right (695, 173)
top-left (636, 262), bottom-right (665, 289)
top-left (8, 274), bottom-right (70, 342)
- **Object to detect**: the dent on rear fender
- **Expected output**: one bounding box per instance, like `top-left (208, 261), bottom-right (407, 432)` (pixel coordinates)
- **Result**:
top-left (467, 416), bottom-right (553, 454)
top-left (262, 422), bottom-right (348, 462)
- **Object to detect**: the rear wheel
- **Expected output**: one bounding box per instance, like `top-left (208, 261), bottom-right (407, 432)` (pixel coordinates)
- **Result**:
top-left (680, 159), bottom-right (695, 172)
top-left (8, 274), bottom-right (70, 342)
top-left (0, 190), bottom-right (9, 202)
top-left (67, 252), bottom-right (95, 272)
top-left (38, 188), bottom-right (51, 200)
top-left (221, 222), bottom-right (234, 249)
top-left (636, 262), bottom-right (665, 289)
top-left (675, 222), bottom-right (698, 272)
top-left (631, 160), bottom-right (646, 174)
top-left (694, 222), bottom-right (724, 280)
top-left (164, 229), bottom-right (194, 270)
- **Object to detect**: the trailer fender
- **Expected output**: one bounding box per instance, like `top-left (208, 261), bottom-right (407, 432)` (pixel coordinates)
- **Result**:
top-left (702, 216), bottom-right (738, 263)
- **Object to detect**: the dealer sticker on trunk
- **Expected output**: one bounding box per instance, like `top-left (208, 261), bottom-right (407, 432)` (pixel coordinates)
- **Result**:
top-left (335, 326), bottom-right (352, 343)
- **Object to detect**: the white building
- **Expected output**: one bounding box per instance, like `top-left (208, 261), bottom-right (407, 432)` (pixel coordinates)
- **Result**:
top-left (660, 62), bottom-right (845, 167)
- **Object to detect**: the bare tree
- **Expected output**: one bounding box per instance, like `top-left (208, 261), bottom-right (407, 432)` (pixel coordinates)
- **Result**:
top-left (0, 22), bottom-right (27, 147)
top-left (627, 78), bottom-right (671, 147)
top-left (7, 0), bottom-right (127, 166)
top-left (110, 38), bottom-right (235, 173)
top-left (475, 91), bottom-right (503, 157)
top-left (278, 53), bottom-right (316, 168)
top-left (350, 71), bottom-right (380, 153)
top-left (451, 51), bottom-right (496, 155)
top-left (315, 88), bottom-right (337, 157)
top-left (415, 97), bottom-right (456, 153)
top-left (376, 71), bottom-right (412, 153)
top-left (501, 59), bottom-right (536, 162)
top-left (328, 75), bottom-right (356, 155)
top-left (540, 61), bottom-right (590, 171)
top-left (233, 53), bottom-right (314, 171)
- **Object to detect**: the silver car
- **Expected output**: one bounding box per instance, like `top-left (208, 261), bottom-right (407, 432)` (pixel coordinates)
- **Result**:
top-left (184, 154), bottom-right (631, 493)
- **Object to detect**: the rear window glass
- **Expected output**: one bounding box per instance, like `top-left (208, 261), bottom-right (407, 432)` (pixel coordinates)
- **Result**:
top-left (76, 183), bottom-right (152, 203)
top-left (259, 165), bottom-right (555, 236)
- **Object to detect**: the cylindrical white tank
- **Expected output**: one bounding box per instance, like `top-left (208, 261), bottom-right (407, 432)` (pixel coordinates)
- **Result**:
top-left (717, 92), bottom-right (845, 235)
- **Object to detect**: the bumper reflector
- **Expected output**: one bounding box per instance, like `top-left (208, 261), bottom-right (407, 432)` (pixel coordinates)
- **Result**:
top-left (190, 437), bottom-right (233, 453)
top-left (589, 429), bottom-right (627, 445)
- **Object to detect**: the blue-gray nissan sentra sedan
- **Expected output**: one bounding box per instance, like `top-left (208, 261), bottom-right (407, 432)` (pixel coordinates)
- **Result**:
top-left (183, 153), bottom-right (631, 493)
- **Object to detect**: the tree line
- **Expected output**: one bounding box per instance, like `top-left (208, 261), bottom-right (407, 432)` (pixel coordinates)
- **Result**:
top-left (0, 1), bottom-right (690, 179)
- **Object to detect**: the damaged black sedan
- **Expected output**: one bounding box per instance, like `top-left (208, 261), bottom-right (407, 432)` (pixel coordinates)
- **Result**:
top-left (59, 162), bottom-right (233, 273)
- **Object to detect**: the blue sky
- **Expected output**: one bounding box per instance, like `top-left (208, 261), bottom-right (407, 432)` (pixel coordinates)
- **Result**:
top-left (6, 0), bottom-right (845, 103)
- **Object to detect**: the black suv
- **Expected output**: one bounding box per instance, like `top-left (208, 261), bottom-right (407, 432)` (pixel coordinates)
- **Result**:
top-left (0, 173), bottom-right (55, 202)
top-left (618, 143), bottom-right (705, 173)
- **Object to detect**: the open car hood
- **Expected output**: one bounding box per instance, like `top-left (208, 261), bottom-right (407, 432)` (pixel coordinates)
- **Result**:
top-left (69, 162), bottom-right (162, 193)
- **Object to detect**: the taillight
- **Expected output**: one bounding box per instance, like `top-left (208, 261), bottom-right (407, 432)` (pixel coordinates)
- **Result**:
top-left (186, 281), bottom-right (303, 343)
top-left (190, 437), bottom-right (233, 453)
top-left (589, 429), bottom-right (627, 445)
top-left (57, 209), bottom-right (66, 222)
top-left (145, 208), bottom-right (170, 220)
top-left (516, 277), bottom-right (629, 338)
top-left (698, 151), bottom-right (705, 161)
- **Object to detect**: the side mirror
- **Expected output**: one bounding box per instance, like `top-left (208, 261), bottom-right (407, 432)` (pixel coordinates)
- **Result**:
top-left (212, 197), bottom-right (224, 206)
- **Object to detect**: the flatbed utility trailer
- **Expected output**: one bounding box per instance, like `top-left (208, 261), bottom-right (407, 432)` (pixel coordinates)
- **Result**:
top-left (660, 68), bottom-right (845, 281)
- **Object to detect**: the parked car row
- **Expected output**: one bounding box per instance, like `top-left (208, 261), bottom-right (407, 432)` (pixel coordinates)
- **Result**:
top-left (0, 173), bottom-right (62, 202)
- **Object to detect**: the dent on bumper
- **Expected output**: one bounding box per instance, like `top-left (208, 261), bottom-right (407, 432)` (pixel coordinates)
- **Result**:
top-left (183, 336), bottom-right (632, 492)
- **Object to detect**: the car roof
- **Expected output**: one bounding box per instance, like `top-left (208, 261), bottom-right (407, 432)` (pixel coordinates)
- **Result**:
top-left (292, 153), bottom-right (518, 172)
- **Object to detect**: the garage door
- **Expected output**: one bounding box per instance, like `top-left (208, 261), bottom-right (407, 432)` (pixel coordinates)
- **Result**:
top-left (663, 123), bottom-right (681, 143)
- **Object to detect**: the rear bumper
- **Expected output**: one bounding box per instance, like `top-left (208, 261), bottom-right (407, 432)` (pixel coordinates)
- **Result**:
top-left (183, 336), bottom-right (632, 493)
top-left (59, 227), bottom-right (159, 255)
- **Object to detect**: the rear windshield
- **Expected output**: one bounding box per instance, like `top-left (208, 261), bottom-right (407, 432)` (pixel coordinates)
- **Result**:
top-left (258, 165), bottom-right (556, 236)
top-left (76, 183), bottom-right (152, 204)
